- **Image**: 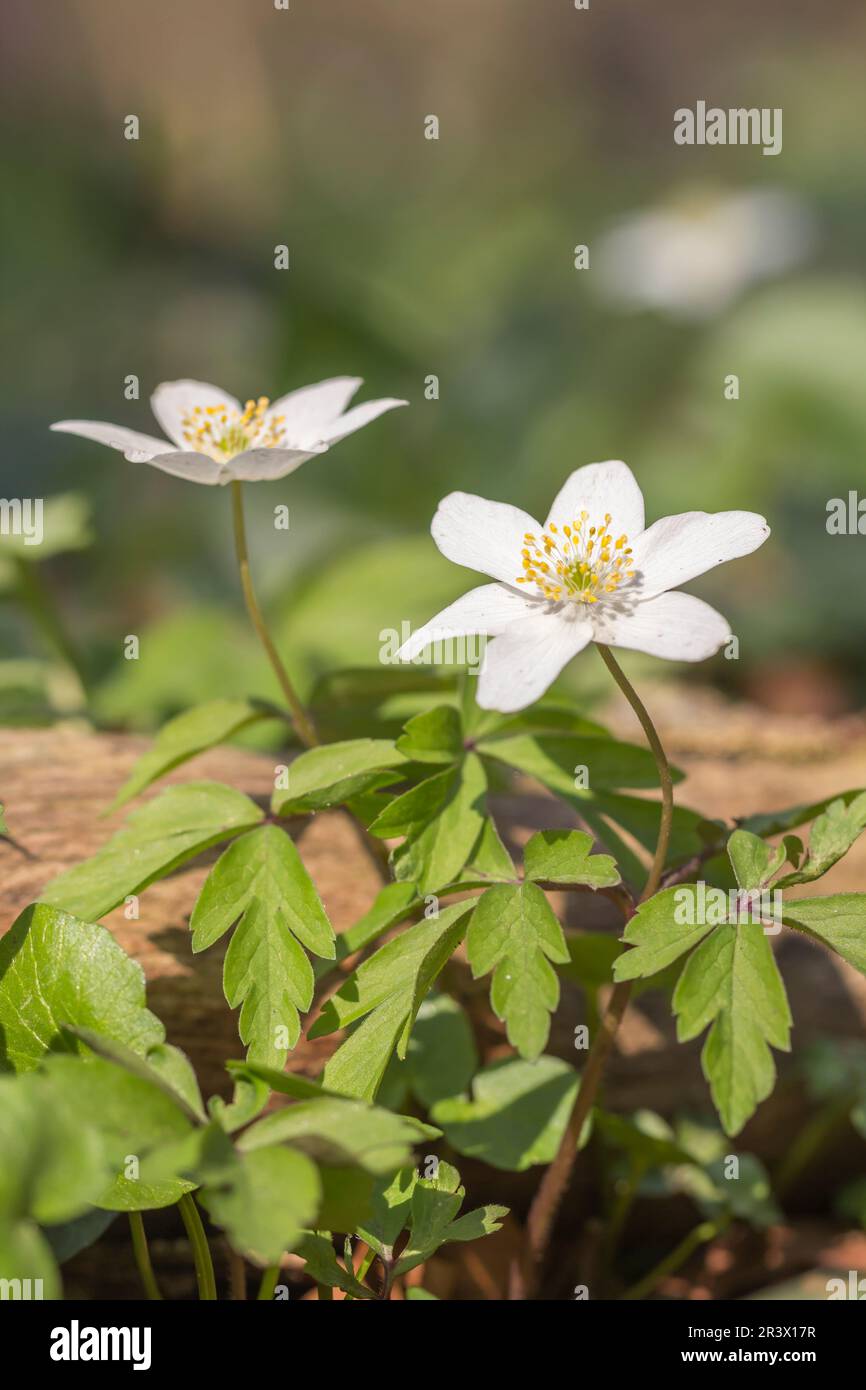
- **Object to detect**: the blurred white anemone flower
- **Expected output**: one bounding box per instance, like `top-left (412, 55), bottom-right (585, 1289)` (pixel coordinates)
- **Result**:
top-left (595, 188), bottom-right (814, 319)
top-left (399, 460), bottom-right (769, 712)
top-left (51, 377), bottom-right (407, 484)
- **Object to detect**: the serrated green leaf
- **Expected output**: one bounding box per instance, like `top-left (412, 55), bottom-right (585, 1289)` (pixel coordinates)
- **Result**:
top-left (396, 706), bottom-right (464, 764)
top-left (391, 753), bottom-right (487, 893)
top-left (431, 1055), bottom-right (579, 1171)
top-left (523, 828), bottom-right (620, 888)
top-left (673, 922), bottom-right (792, 1135)
top-left (358, 1160), bottom-right (507, 1280)
top-left (272, 739), bottom-right (407, 814)
top-left (0, 904), bottom-right (163, 1072)
top-left (727, 829), bottom-right (786, 891)
top-left (317, 903), bottom-right (474, 1100)
top-left (782, 894), bottom-right (866, 974)
top-left (297, 1232), bottom-right (377, 1298)
top-left (43, 781), bottom-right (264, 921)
top-left (462, 816), bottom-right (515, 882)
top-left (368, 767), bottom-right (454, 838)
top-left (199, 1145), bottom-right (321, 1266)
top-left (613, 887), bottom-right (713, 983)
top-left (775, 793), bottom-right (866, 888)
top-left (355, 1166), bottom-right (417, 1260)
top-left (109, 698), bottom-right (283, 811)
top-left (467, 882), bottom-right (568, 1059)
top-left (739, 788), bottom-right (866, 839)
top-left (189, 824), bottom-right (335, 1067)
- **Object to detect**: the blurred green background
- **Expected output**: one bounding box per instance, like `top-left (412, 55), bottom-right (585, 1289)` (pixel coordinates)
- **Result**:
top-left (2, 0), bottom-right (866, 732)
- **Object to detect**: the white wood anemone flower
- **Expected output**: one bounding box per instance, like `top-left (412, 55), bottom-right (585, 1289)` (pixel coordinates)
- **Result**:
top-left (398, 460), bottom-right (770, 712)
top-left (51, 377), bottom-right (407, 485)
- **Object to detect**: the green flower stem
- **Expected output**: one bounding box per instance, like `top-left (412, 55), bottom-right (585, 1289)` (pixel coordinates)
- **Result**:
top-left (620, 1217), bottom-right (726, 1301)
top-left (229, 481), bottom-right (391, 880)
top-left (179, 1193), bottom-right (217, 1301)
top-left (128, 1212), bottom-right (162, 1301)
top-left (257, 1264), bottom-right (280, 1301)
top-left (594, 643), bottom-right (674, 902)
top-left (514, 646), bottom-right (675, 1299)
top-left (230, 480), bottom-right (318, 750)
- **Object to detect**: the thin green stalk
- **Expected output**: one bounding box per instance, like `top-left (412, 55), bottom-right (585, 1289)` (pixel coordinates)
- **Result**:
top-left (179, 1193), bottom-right (217, 1301)
top-left (620, 1218), bottom-right (725, 1301)
top-left (128, 1212), bottom-right (162, 1301)
top-left (258, 1264), bottom-right (280, 1301)
top-left (595, 643), bottom-right (674, 902)
top-left (230, 480), bottom-right (318, 749)
top-left (514, 646), bottom-right (675, 1298)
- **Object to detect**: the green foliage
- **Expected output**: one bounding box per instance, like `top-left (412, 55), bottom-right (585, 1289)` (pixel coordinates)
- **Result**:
top-left (379, 993), bottom-right (479, 1110)
top-left (357, 1161), bottom-right (507, 1281)
top-left (0, 904), bottom-right (164, 1072)
top-left (467, 882), bottom-right (569, 1060)
top-left (431, 1056), bottom-right (579, 1171)
top-left (522, 828), bottom-right (620, 888)
top-left (110, 697), bottom-right (285, 810)
top-left (314, 902), bottom-right (474, 1100)
top-left (674, 923), bottom-right (792, 1136)
top-left (271, 738), bottom-right (408, 814)
top-left (782, 895), bottom-right (866, 974)
top-left (389, 753), bottom-right (487, 892)
top-left (43, 781), bottom-right (264, 920)
top-left (189, 824), bottom-right (335, 1066)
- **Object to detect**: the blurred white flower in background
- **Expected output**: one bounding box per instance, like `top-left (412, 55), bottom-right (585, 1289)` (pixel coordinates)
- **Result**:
top-left (595, 188), bottom-right (815, 319)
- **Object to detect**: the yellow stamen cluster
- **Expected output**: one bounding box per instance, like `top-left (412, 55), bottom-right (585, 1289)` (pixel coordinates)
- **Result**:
top-left (515, 511), bottom-right (635, 604)
top-left (181, 397), bottom-right (286, 460)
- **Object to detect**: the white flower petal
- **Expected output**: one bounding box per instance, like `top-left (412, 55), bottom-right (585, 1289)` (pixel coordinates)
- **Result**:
top-left (50, 420), bottom-right (174, 462)
top-left (267, 377), bottom-right (363, 438)
top-left (150, 380), bottom-right (241, 449)
top-left (225, 445), bottom-right (329, 483)
top-left (134, 451), bottom-right (225, 484)
top-left (477, 610), bottom-right (593, 712)
top-left (315, 397), bottom-right (408, 445)
top-left (594, 591), bottom-right (730, 662)
top-left (629, 510), bottom-right (770, 599)
top-left (431, 492), bottom-right (542, 585)
top-left (397, 583), bottom-right (541, 662)
top-left (545, 460), bottom-right (645, 538)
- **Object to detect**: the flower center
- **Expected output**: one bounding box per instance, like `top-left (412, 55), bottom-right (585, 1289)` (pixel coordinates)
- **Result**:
top-left (181, 397), bottom-right (287, 461)
top-left (515, 512), bottom-right (635, 604)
